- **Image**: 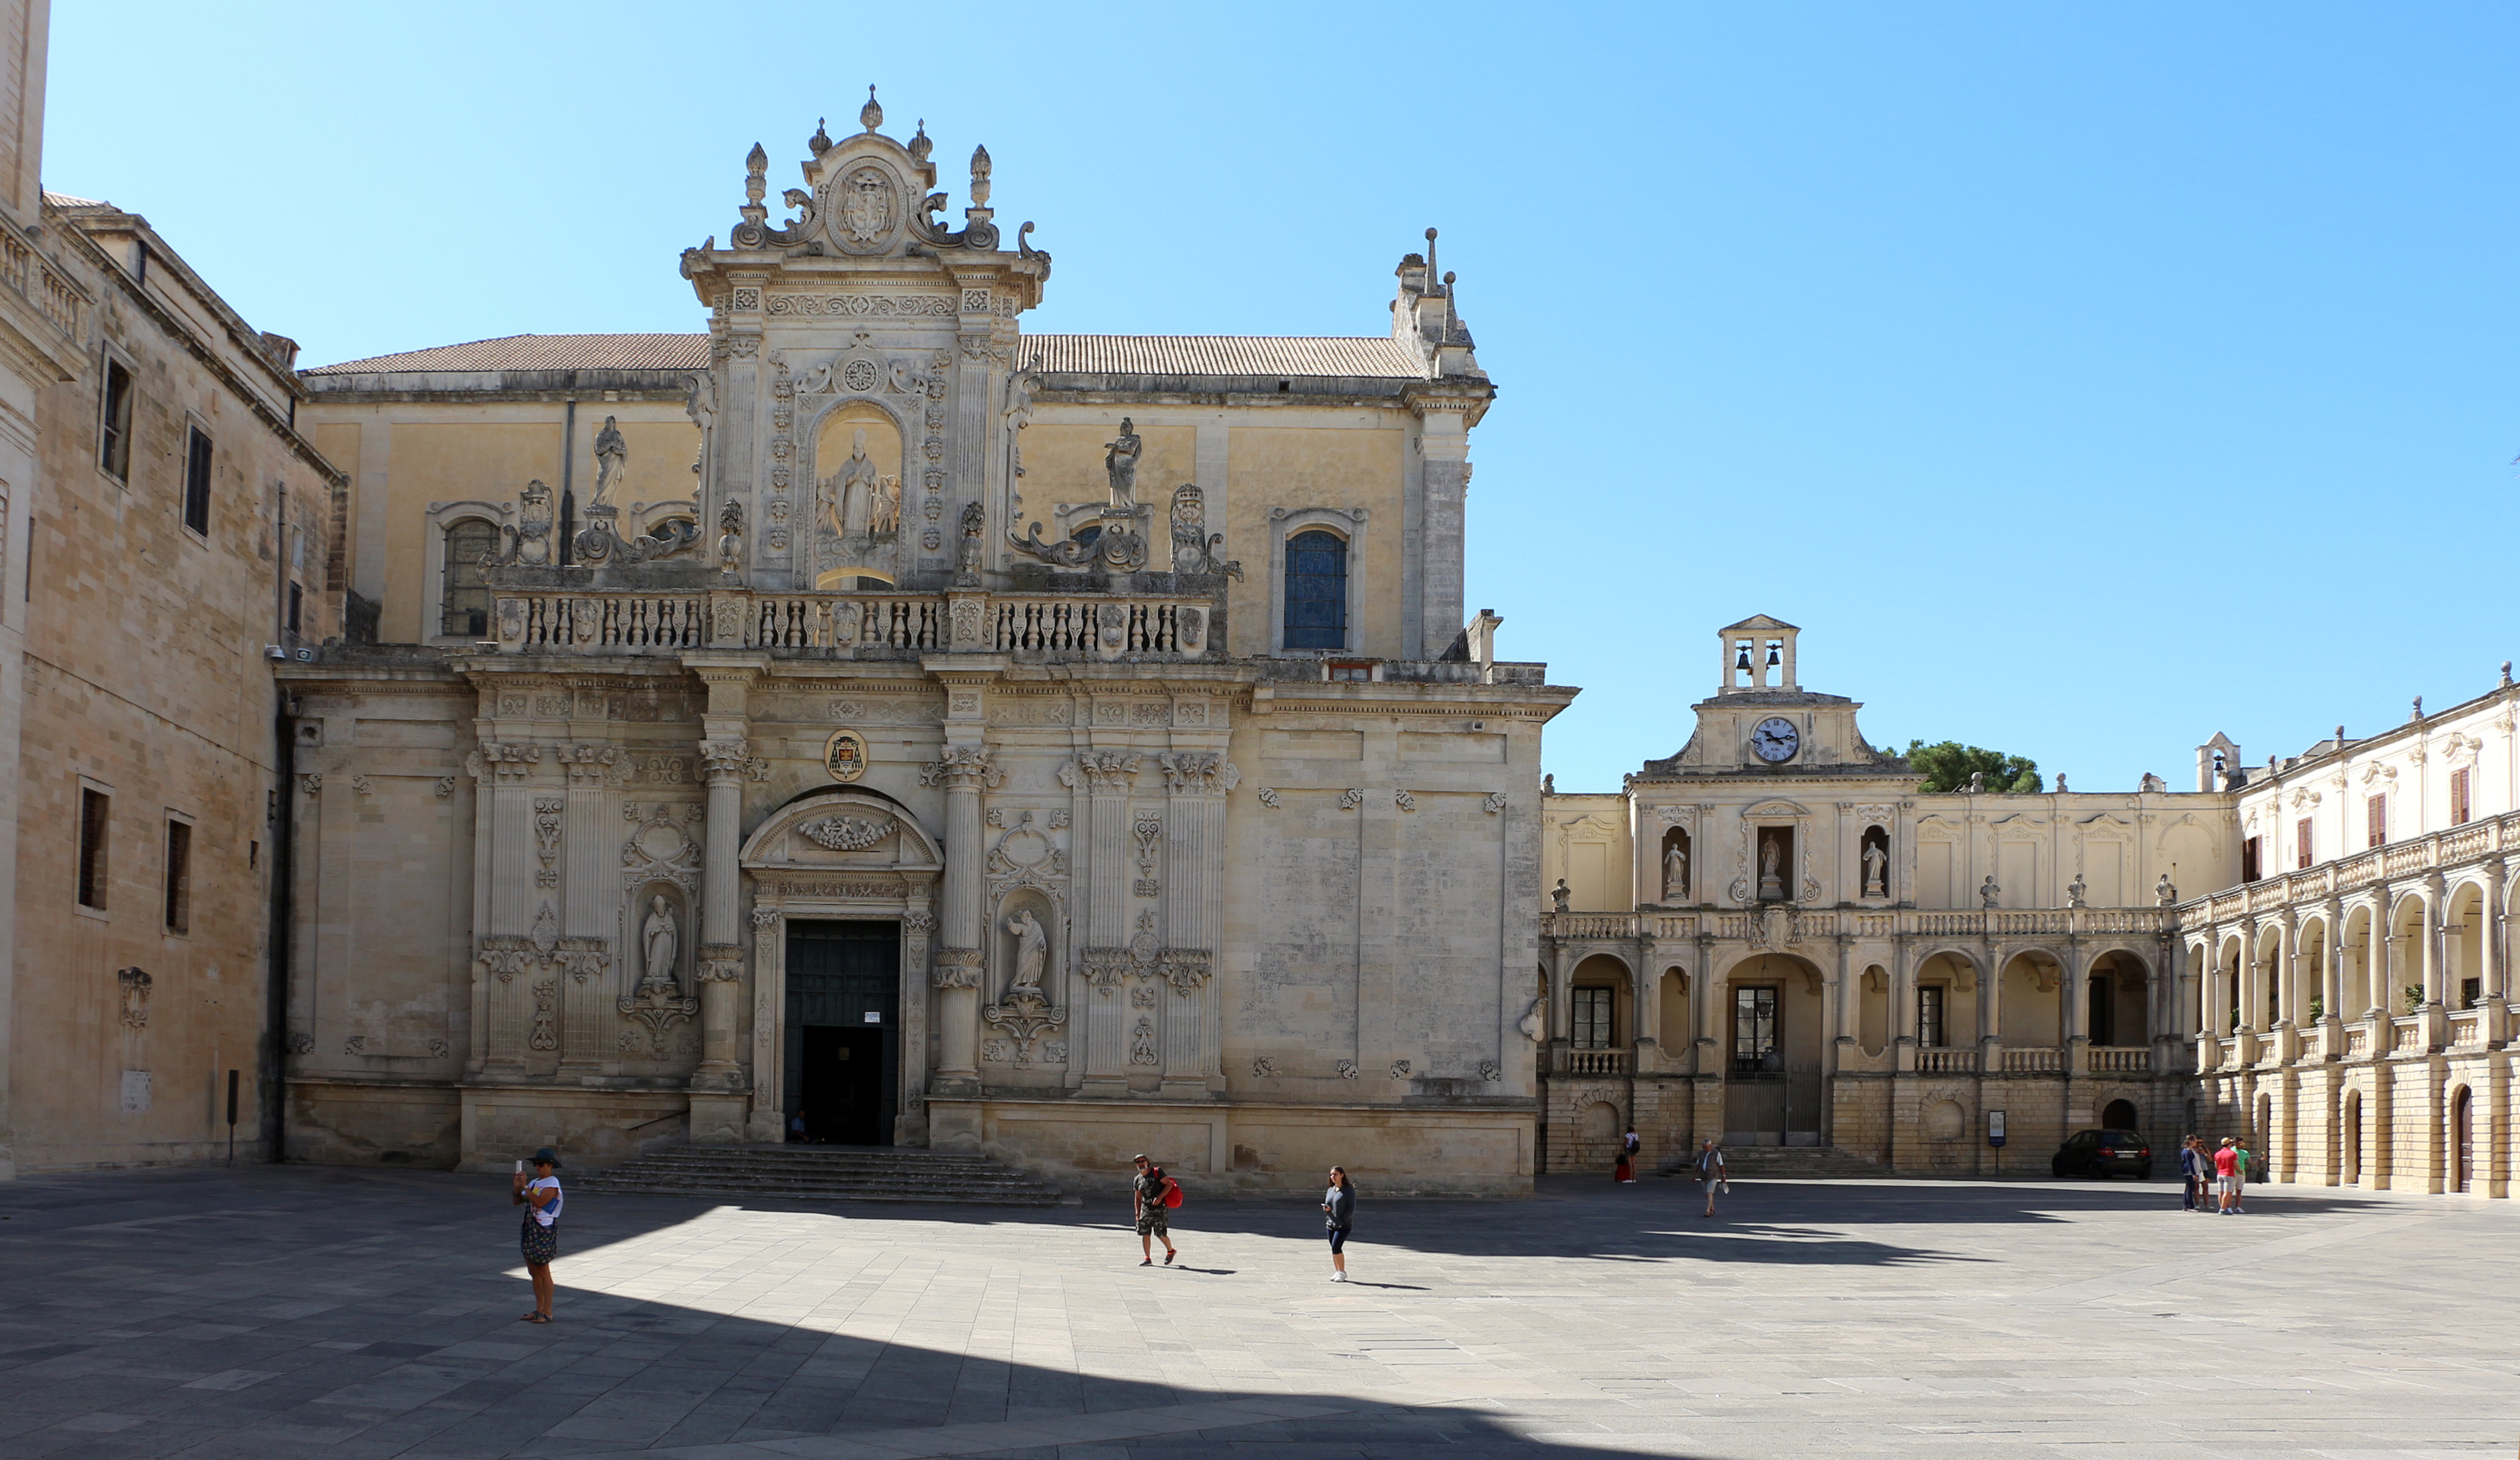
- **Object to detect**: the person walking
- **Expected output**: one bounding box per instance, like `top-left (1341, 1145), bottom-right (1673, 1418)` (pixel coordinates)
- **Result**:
top-left (2212, 1137), bottom-right (2241, 1214)
top-left (1130, 1153), bottom-right (1179, 1267)
top-left (2232, 1137), bottom-right (2255, 1213)
top-left (1322, 1166), bottom-right (1356, 1282)
top-left (2178, 1135), bottom-right (2208, 1212)
top-left (511, 1147), bottom-right (564, 1322)
top-left (1614, 1126), bottom-right (1640, 1184)
top-left (1693, 1137), bottom-right (1727, 1217)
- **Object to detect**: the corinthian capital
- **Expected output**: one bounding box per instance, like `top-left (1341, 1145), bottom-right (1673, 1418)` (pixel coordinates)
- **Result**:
top-left (1058, 751), bottom-right (1140, 794)
top-left (699, 737), bottom-right (752, 780)
top-left (920, 744), bottom-right (1001, 790)
top-left (1157, 752), bottom-right (1239, 795)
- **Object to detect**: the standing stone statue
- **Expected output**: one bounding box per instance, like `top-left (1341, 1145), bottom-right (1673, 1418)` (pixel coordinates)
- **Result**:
top-left (1550, 879), bottom-right (1571, 913)
top-left (1861, 837), bottom-right (1888, 899)
top-left (831, 427), bottom-right (879, 535)
top-left (1757, 834), bottom-right (1785, 901)
top-left (1004, 908), bottom-right (1048, 992)
top-left (590, 415), bottom-right (627, 510)
top-left (2066, 872), bottom-right (2087, 909)
top-left (1103, 417), bottom-right (1141, 510)
top-left (1979, 875), bottom-right (2000, 910)
top-left (641, 895), bottom-right (680, 994)
top-left (1663, 842), bottom-right (1689, 901)
top-left (2154, 874), bottom-right (2177, 907)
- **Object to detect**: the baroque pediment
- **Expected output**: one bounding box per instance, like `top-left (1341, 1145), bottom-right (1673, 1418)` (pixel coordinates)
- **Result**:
top-left (739, 788), bottom-right (942, 871)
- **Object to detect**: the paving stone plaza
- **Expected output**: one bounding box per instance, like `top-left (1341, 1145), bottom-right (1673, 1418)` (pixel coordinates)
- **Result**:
top-left (1, 1168), bottom-right (2514, 1458)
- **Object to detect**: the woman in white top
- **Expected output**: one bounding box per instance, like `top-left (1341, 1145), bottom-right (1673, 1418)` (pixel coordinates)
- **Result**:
top-left (511, 1147), bottom-right (564, 1323)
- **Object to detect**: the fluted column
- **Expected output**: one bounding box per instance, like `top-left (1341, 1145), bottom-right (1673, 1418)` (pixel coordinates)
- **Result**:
top-left (1067, 749), bottom-right (1139, 1092)
top-left (692, 736), bottom-right (751, 1090)
top-left (1156, 750), bottom-right (1232, 1092)
top-left (924, 745), bottom-right (997, 1093)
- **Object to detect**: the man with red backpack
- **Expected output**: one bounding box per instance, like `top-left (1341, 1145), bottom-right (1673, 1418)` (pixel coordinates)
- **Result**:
top-left (1131, 1153), bottom-right (1180, 1266)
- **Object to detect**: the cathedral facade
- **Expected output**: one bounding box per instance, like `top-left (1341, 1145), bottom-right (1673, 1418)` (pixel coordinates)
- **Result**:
top-left (278, 100), bottom-right (1567, 1192)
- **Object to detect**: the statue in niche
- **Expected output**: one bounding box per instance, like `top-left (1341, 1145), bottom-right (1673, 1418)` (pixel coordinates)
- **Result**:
top-left (590, 415), bottom-right (627, 510)
top-left (1103, 417), bottom-right (1141, 510)
top-left (1663, 840), bottom-right (1690, 901)
top-left (1861, 836), bottom-right (1888, 899)
top-left (1004, 908), bottom-right (1048, 992)
top-left (825, 427), bottom-right (881, 537)
top-left (867, 472), bottom-right (901, 536)
top-left (1757, 831), bottom-right (1786, 901)
top-left (640, 895), bottom-right (680, 994)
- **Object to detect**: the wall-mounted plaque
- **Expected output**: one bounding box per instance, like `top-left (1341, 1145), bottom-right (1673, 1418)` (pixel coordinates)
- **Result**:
top-left (824, 728), bottom-right (869, 783)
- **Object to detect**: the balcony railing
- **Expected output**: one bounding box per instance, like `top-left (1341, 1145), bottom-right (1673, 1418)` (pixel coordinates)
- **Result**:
top-left (1565, 1048), bottom-right (1632, 1076)
top-left (0, 214), bottom-right (84, 339)
top-left (2189, 812), bottom-right (2520, 926)
top-left (1542, 906), bottom-right (2176, 943)
top-left (488, 585), bottom-right (1217, 661)
top-left (2000, 1046), bottom-right (2064, 1073)
top-left (1915, 1047), bottom-right (1976, 1073)
top-left (2088, 1046), bottom-right (2151, 1073)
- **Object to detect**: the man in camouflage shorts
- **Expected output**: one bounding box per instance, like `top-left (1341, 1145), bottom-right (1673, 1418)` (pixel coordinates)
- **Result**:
top-left (1131, 1153), bottom-right (1178, 1267)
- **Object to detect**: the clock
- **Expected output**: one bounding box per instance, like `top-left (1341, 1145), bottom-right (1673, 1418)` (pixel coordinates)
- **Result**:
top-left (1749, 717), bottom-right (1801, 764)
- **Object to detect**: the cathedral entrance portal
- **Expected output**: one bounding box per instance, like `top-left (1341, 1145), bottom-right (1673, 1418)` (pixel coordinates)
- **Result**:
top-left (786, 921), bottom-right (901, 1145)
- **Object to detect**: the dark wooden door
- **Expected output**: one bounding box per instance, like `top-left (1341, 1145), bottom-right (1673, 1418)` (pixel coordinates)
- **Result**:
top-left (784, 920), bottom-right (901, 1145)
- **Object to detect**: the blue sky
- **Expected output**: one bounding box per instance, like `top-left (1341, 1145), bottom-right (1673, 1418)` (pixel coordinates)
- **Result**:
top-left (46, 4), bottom-right (2520, 793)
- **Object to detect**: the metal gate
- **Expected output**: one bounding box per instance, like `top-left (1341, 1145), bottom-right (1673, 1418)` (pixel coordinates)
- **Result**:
top-left (1723, 1060), bottom-right (1825, 1147)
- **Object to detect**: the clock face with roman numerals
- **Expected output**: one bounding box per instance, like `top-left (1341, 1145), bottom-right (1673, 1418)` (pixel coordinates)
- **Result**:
top-left (1750, 717), bottom-right (1801, 764)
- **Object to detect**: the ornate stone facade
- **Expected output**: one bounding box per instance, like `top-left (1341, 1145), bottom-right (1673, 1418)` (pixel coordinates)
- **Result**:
top-left (276, 103), bottom-right (1563, 1192)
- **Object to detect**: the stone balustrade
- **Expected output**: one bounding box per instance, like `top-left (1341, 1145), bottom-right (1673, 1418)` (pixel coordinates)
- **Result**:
top-left (1564, 1048), bottom-right (1632, 1076)
top-left (1543, 905), bottom-right (2177, 943)
top-left (487, 585), bottom-right (1218, 661)
top-left (2185, 811), bottom-right (2520, 927)
top-left (1915, 1047), bottom-right (1976, 1073)
top-left (0, 213), bottom-right (84, 339)
top-left (2087, 1045), bottom-right (2151, 1073)
top-left (2000, 1045), bottom-right (2065, 1073)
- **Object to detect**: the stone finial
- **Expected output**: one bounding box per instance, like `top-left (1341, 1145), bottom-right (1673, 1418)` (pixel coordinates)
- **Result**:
top-left (2503, 661), bottom-right (2514, 687)
top-left (909, 121), bottom-right (933, 163)
top-left (2411, 696), bottom-right (2423, 722)
top-left (743, 143), bottom-right (767, 204)
top-left (860, 85), bottom-right (883, 133)
top-left (969, 145), bottom-right (993, 207)
top-left (809, 117), bottom-right (832, 155)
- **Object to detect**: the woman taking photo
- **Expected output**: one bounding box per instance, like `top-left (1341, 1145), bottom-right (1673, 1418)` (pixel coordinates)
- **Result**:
top-left (1322, 1166), bottom-right (1356, 1283)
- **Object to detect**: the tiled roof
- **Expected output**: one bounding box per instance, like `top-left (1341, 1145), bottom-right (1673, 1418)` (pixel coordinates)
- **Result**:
top-left (302, 331), bottom-right (1434, 381)
top-left (1022, 335), bottom-right (1426, 379)
top-left (303, 333), bottom-right (711, 375)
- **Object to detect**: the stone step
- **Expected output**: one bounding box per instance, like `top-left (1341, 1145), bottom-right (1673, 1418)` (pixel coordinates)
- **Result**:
top-left (571, 1144), bottom-right (1068, 1207)
top-left (1661, 1145), bottom-right (1887, 1179)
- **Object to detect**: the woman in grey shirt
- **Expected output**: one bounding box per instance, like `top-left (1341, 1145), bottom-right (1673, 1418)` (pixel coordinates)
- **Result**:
top-left (1322, 1166), bottom-right (1356, 1283)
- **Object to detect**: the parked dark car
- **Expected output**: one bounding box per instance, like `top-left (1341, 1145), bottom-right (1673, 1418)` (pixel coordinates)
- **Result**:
top-left (2050, 1128), bottom-right (2151, 1180)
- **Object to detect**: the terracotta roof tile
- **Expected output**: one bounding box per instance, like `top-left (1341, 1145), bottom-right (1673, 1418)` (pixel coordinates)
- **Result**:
top-left (1022, 335), bottom-right (1427, 379)
top-left (303, 333), bottom-right (711, 375)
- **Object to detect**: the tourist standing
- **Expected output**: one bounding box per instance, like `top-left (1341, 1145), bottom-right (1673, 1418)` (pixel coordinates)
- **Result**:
top-left (511, 1147), bottom-right (563, 1322)
top-left (2212, 1137), bottom-right (2241, 1213)
top-left (1694, 1137), bottom-right (1727, 1217)
top-left (2179, 1136), bottom-right (2208, 1212)
top-left (1130, 1153), bottom-right (1179, 1267)
top-left (2232, 1137), bottom-right (2255, 1213)
top-left (1615, 1126), bottom-right (1639, 1184)
top-left (1322, 1166), bottom-right (1356, 1282)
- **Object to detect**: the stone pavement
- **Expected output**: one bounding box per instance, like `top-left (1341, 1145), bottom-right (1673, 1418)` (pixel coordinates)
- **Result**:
top-left (0, 1162), bottom-right (2513, 1458)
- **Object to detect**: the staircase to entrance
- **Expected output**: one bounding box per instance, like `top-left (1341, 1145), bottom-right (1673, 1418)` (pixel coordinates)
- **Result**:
top-left (573, 1145), bottom-right (1070, 1206)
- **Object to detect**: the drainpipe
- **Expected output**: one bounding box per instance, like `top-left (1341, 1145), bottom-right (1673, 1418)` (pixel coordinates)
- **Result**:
top-left (267, 694), bottom-right (295, 1161)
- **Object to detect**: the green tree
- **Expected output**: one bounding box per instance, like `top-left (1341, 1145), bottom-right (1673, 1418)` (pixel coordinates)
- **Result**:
top-left (1904, 740), bottom-right (2043, 794)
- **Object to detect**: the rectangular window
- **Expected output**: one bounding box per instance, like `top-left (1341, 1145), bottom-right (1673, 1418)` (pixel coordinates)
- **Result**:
top-left (2240, 835), bottom-right (2261, 883)
top-left (2296, 819), bottom-right (2314, 871)
top-left (182, 426), bottom-right (212, 535)
top-left (1917, 985), bottom-right (1947, 1047)
top-left (1733, 985), bottom-right (1778, 1071)
top-left (1570, 986), bottom-right (1614, 1049)
top-left (287, 581), bottom-right (302, 635)
top-left (2451, 768), bottom-right (2471, 826)
top-left (77, 788), bottom-right (109, 910)
top-left (163, 819), bottom-right (191, 934)
top-left (98, 359), bottom-right (134, 481)
top-left (2366, 794), bottom-right (2387, 849)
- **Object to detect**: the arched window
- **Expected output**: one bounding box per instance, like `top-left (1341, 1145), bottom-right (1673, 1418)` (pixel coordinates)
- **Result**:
top-left (1282, 529), bottom-right (1347, 650)
top-left (441, 519), bottom-right (500, 637)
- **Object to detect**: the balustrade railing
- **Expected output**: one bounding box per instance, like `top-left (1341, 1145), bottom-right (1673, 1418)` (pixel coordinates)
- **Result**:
top-left (2088, 1046), bottom-right (2151, 1073)
top-left (1565, 1049), bottom-right (1632, 1076)
top-left (0, 216), bottom-right (82, 339)
top-left (2391, 1018), bottom-right (2425, 1053)
top-left (2344, 1023), bottom-right (2371, 1057)
top-left (2447, 1010), bottom-right (2483, 1048)
top-left (2000, 1046), bottom-right (2064, 1073)
top-left (1915, 1047), bottom-right (1976, 1073)
top-left (1541, 906), bottom-right (2175, 944)
top-left (2181, 813), bottom-right (2520, 934)
top-left (488, 585), bottom-right (1217, 661)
